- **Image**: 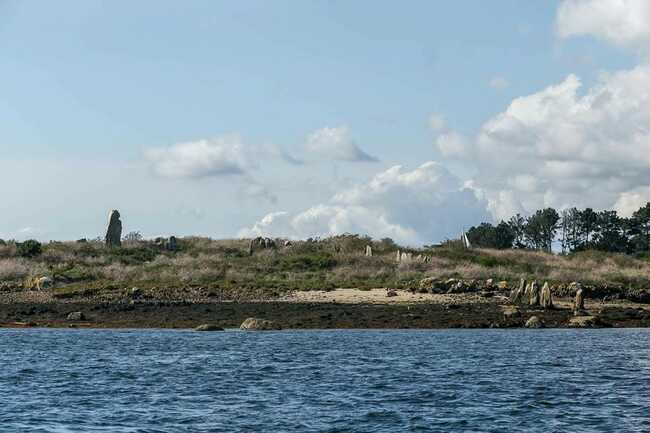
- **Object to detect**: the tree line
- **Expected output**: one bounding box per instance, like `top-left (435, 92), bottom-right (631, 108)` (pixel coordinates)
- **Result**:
top-left (466, 203), bottom-right (650, 254)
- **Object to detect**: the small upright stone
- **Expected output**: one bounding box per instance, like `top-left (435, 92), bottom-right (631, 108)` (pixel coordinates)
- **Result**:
top-left (539, 282), bottom-right (553, 309)
top-left (528, 281), bottom-right (540, 306)
top-left (574, 286), bottom-right (585, 315)
top-left (396, 250), bottom-right (402, 263)
top-left (365, 245), bottom-right (373, 257)
top-left (167, 236), bottom-right (178, 251)
top-left (105, 210), bottom-right (122, 247)
top-left (510, 279), bottom-right (525, 304)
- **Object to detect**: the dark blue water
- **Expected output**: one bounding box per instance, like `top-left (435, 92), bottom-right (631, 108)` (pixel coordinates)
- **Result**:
top-left (1, 329), bottom-right (650, 433)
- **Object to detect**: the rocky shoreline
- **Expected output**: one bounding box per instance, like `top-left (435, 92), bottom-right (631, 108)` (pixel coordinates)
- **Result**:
top-left (1, 291), bottom-right (650, 330)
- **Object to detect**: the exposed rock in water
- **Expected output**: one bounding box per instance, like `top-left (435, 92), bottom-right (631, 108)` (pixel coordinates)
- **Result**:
top-left (240, 317), bottom-right (281, 331)
top-left (365, 245), bottom-right (373, 257)
top-left (540, 282), bottom-right (553, 309)
top-left (194, 324), bottom-right (224, 332)
top-left (503, 306), bottom-right (521, 319)
top-left (67, 311), bottom-right (85, 321)
top-left (105, 210), bottom-right (123, 247)
top-left (525, 316), bottom-right (544, 328)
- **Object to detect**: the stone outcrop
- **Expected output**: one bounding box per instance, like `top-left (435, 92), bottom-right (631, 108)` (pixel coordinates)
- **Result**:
top-left (105, 210), bottom-right (122, 247)
top-left (194, 324), bottom-right (224, 332)
top-left (568, 315), bottom-right (600, 328)
top-left (365, 245), bottom-right (373, 257)
top-left (240, 317), bottom-right (281, 331)
top-left (248, 237), bottom-right (276, 255)
top-left (540, 282), bottom-right (553, 309)
top-left (525, 316), bottom-right (544, 328)
top-left (386, 289), bottom-right (398, 297)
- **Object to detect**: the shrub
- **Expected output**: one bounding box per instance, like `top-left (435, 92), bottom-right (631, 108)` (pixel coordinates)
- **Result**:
top-left (17, 240), bottom-right (42, 258)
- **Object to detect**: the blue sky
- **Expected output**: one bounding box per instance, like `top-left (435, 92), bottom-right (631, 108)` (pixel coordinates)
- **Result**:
top-left (1, 0), bottom-right (649, 244)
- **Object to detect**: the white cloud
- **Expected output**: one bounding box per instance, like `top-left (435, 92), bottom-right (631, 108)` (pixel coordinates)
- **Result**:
top-left (556, 0), bottom-right (650, 53)
top-left (489, 76), bottom-right (509, 90)
top-left (428, 113), bottom-right (446, 131)
top-left (447, 66), bottom-right (650, 219)
top-left (145, 136), bottom-right (249, 178)
top-left (305, 126), bottom-right (378, 162)
top-left (239, 161), bottom-right (489, 245)
top-left (435, 131), bottom-right (470, 158)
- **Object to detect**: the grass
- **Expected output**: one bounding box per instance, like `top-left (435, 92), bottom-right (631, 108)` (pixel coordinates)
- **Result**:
top-left (2, 235), bottom-right (650, 297)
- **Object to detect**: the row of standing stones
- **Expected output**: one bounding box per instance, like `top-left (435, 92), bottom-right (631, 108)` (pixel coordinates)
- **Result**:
top-left (105, 210), bottom-right (177, 250)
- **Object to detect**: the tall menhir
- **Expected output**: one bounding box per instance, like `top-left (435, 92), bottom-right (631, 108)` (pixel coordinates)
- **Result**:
top-left (105, 210), bottom-right (122, 247)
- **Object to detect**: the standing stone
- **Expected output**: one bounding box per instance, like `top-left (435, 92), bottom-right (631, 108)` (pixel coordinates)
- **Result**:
top-left (396, 250), bottom-right (402, 263)
top-left (105, 210), bottom-right (122, 247)
top-left (365, 245), bottom-right (373, 257)
top-left (167, 236), bottom-right (178, 251)
top-left (539, 282), bottom-right (553, 309)
top-left (574, 287), bottom-right (585, 315)
top-left (528, 281), bottom-right (540, 306)
top-left (510, 279), bottom-right (525, 304)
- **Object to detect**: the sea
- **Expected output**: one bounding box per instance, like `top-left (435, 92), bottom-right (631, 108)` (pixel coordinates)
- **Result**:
top-left (1, 328), bottom-right (649, 432)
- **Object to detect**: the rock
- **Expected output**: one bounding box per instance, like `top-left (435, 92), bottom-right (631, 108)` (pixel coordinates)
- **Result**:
top-left (539, 282), bottom-right (553, 309)
top-left (240, 317), bottom-right (281, 331)
top-left (510, 279), bottom-right (525, 304)
top-left (568, 315), bottom-right (600, 328)
top-left (497, 281), bottom-right (509, 290)
top-left (284, 240), bottom-right (292, 247)
top-left (525, 316), bottom-right (544, 328)
top-left (400, 252), bottom-right (412, 262)
top-left (395, 250), bottom-right (402, 263)
top-left (386, 289), bottom-right (398, 297)
top-left (249, 237), bottom-right (276, 255)
top-left (574, 287), bottom-right (585, 314)
top-left (194, 324), bottom-right (224, 332)
top-left (527, 281), bottom-right (540, 306)
top-left (167, 236), bottom-right (178, 251)
top-left (503, 306), bottom-right (521, 319)
top-left (67, 312), bottom-right (85, 321)
top-left (129, 287), bottom-right (142, 298)
top-left (365, 245), bottom-right (373, 257)
top-left (105, 210), bottom-right (123, 247)
top-left (485, 278), bottom-right (494, 288)
top-left (35, 277), bottom-right (53, 291)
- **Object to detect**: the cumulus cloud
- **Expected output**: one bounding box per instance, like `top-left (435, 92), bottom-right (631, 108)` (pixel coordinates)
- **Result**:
top-left (556, 0), bottom-right (650, 53)
top-left (435, 131), bottom-right (470, 158)
top-left (145, 136), bottom-right (250, 178)
top-left (445, 66), bottom-right (650, 219)
top-left (239, 161), bottom-right (489, 245)
top-left (305, 126), bottom-right (378, 162)
top-left (428, 113), bottom-right (446, 131)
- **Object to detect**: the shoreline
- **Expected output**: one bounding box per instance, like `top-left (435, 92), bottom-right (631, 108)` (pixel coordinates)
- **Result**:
top-left (1, 288), bottom-right (650, 330)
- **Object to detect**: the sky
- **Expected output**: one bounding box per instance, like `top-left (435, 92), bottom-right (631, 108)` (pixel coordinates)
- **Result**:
top-left (1, 0), bottom-right (649, 245)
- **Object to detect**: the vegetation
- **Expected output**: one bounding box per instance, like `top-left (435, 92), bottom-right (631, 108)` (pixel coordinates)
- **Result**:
top-left (467, 202), bottom-right (650, 255)
top-left (3, 233), bottom-right (650, 297)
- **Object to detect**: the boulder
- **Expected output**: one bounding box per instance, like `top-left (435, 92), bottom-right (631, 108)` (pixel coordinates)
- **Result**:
top-left (35, 277), bottom-right (53, 291)
top-left (503, 306), bottom-right (521, 319)
top-left (497, 281), bottom-right (509, 290)
top-left (105, 210), bottom-right (122, 247)
top-left (67, 311), bottom-right (85, 321)
top-left (240, 317), bottom-right (281, 331)
top-left (568, 315), bottom-right (600, 328)
top-left (524, 316), bottom-right (544, 328)
top-left (386, 289), bottom-right (398, 297)
top-left (194, 324), bottom-right (224, 332)
top-left (539, 282), bottom-right (553, 309)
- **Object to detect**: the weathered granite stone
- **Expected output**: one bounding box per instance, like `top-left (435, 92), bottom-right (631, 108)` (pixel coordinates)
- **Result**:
top-left (240, 317), bottom-right (281, 331)
top-left (167, 236), bottom-right (177, 251)
top-left (510, 279), bottom-right (525, 304)
top-left (568, 315), bottom-right (600, 328)
top-left (540, 282), bottom-right (553, 309)
top-left (105, 210), bottom-right (122, 247)
top-left (574, 287), bottom-right (585, 314)
top-left (528, 281), bottom-right (540, 306)
top-left (365, 245), bottom-right (373, 257)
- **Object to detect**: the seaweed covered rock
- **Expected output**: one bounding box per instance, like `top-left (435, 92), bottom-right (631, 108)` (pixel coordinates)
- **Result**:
top-left (195, 324), bottom-right (224, 332)
top-left (568, 315), bottom-right (601, 328)
top-left (240, 317), bottom-right (281, 331)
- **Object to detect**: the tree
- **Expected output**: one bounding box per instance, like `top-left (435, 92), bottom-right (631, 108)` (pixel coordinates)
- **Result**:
top-left (629, 203), bottom-right (650, 252)
top-left (577, 208), bottom-right (598, 249)
top-left (593, 210), bottom-right (627, 252)
top-left (16, 240), bottom-right (42, 258)
top-left (507, 214), bottom-right (526, 249)
top-left (525, 208), bottom-right (559, 252)
top-left (467, 221), bottom-right (515, 249)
